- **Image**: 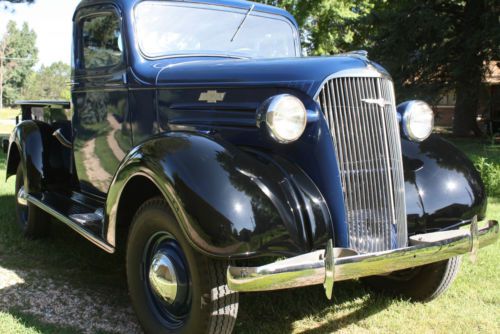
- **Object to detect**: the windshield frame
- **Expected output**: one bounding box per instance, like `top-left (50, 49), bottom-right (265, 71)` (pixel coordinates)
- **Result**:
top-left (132, 0), bottom-right (301, 60)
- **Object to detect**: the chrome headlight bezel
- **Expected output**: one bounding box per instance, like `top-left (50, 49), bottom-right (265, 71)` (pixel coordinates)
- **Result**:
top-left (399, 100), bottom-right (435, 142)
top-left (257, 94), bottom-right (307, 144)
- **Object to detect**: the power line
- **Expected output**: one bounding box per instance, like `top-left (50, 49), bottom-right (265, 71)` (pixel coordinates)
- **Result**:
top-left (0, 56), bottom-right (34, 61)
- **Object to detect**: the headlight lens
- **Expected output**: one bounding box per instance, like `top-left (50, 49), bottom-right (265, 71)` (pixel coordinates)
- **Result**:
top-left (258, 94), bottom-right (307, 143)
top-left (400, 100), bottom-right (434, 142)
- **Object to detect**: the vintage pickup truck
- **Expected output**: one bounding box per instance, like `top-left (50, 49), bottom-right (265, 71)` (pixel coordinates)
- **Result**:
top-left (4, 0), bottom-right (498, 333)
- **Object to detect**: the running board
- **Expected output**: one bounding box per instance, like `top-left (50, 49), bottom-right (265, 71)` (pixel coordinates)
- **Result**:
top-left (18, 189), bottom-right (114, 253)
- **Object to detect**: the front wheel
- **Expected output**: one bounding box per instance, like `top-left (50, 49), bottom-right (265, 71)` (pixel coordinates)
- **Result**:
top-left (363, 256), bottom-right (462, 302)
top-left (126, 197), bottom-right (238, 334)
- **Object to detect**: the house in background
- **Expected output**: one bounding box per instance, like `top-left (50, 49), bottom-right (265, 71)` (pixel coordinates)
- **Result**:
top-left (484, 61), bottom-right (500, 133)
top-left (433, 61), bottom-right (500, 133)
top-left (434, 90), bottom-right (456, 127)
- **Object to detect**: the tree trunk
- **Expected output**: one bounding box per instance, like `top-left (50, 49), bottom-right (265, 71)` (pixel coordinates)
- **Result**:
top-left (453, 82), bottom-right (481, 136)
top-left (452, 0), bottom-right (486, 137)
top-left (0, 43), bottom-right (4, 112)
top-left (0, 59), bottom-right (3, 112)
top-left (0, 35), bottom-right (7, 112)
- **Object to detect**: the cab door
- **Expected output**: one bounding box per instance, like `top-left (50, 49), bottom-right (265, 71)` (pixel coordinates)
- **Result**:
top-left (72, 5), bottom-right (131, 197)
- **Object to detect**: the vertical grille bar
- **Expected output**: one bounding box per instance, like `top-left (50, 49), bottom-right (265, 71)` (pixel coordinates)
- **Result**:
top-left (319, 75), bottom-right (407, 253)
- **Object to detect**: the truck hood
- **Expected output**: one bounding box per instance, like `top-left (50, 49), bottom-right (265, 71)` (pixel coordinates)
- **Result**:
top-left (147, 55), bottom-right (390, 97)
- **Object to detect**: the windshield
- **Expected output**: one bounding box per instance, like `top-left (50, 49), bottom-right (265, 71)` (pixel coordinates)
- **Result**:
top-left (134, 1), bottom-right (298, 59)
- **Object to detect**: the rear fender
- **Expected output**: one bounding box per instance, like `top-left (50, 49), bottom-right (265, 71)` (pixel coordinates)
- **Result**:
top-left (6, 121), bottom-right (72, 193)
top-left (7, 121), bottom-right (46, 193)
top-left (105, 132), bottom-right (332, 258)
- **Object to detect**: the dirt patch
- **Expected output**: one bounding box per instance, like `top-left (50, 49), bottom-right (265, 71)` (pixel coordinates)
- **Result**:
top-left (0, 263), bottom-right (142, 334)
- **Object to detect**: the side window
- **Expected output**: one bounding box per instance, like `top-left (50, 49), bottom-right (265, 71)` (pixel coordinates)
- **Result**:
top-left (81, 13), bottom-right (122, 69)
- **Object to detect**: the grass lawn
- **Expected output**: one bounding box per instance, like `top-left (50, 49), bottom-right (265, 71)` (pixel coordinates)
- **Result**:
top-left (0, 108), bottom-right (20, 120)
top-left (0, 125), bottom-right (14, 137)
top-left (0, 108), bottom-right (19, 138)
top-left (0, 138), bottom-right (498, 333)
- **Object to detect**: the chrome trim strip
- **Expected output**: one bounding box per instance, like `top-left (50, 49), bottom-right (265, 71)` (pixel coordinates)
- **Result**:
top-left (25, 193), bottom-right (114, 253)
top-left (227, 220), bottom-right (499, 298)
top-left (52, 129), bottom-right (73, 149)
top-left (17, 186), bottom-right (28, 206)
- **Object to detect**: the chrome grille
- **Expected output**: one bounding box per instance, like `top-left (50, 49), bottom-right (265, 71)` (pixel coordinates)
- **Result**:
top-left (318, 75), bottom-right (407, 253)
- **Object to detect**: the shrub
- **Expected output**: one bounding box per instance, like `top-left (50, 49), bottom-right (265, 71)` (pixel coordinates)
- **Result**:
top-left (475, 157), bottom-right (500, 197)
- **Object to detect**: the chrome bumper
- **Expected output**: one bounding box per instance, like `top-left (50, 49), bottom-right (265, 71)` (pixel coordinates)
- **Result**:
top-left (227, 218), bottom-right (499, 299)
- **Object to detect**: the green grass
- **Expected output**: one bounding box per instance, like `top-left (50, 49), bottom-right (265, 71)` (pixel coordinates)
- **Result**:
top-left (0, 108), bottom-right (20, 120)
top-left (0, 139), bottom-right (498, 333)
top-left (0, 108), bottom-right (19, 137)
top-left (0, 310), bottom-right (81, 334)
top-left (0, 124), bottom-right (14, 136)
top-left (450, 138), bottom-right (500, 197)
top-left (451, 137), bottom-right (500, 167)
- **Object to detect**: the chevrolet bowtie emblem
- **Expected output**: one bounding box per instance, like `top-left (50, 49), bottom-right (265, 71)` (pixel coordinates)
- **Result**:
top-left (199, 90), bottom-right (226, 103)
top-left (361, 98), bottom-right (391, 108)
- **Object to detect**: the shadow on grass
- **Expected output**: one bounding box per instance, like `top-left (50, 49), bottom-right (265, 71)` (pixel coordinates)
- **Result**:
top-left (236, 280), bottom-right (391, 334)
top-left (0, 192), bottom-right (126, 289)
top-left (0, 193), bottom-right (140, 333)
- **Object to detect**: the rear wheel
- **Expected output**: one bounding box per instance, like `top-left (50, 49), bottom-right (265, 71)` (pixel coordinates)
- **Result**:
top-left (126, 197), bottom-right (238, 334)
top-left (363, 256), bottom-right (462, 302)
top-left (15, 164), bottom-right (50, 238)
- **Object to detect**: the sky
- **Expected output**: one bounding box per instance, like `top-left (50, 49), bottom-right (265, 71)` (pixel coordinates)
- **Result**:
top-left (0, 0), bottom-right (81, 67)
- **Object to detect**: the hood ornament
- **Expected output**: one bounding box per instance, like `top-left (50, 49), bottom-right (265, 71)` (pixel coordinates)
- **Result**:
top-left (199, 90), bottom-right (226, 103)
top-left (361, 98), bottom-right (391, 108)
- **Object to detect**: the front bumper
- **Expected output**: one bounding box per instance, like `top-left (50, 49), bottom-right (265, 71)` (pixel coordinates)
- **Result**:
top-left (227, 218), bottom-right (499, 299)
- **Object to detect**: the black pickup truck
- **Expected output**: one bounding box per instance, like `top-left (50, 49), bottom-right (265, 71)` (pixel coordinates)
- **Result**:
top-left (4, 0), bottom-right (498, 333)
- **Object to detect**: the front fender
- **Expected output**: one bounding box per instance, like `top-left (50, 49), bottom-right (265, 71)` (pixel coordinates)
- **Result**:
top-left (106, 132), bottom-right (331, 258)
top-left (403, 135), bottom-right (487, 233)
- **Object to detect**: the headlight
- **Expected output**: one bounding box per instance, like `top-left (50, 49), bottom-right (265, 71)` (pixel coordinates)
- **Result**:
top-left (398, 100), bottom-right (434, 142)
top-left (257, 94), bottom-right (307, 144)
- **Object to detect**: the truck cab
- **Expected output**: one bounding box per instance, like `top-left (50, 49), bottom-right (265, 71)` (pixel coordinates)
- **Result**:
top-left (5, 1), bottom-right (498, 333)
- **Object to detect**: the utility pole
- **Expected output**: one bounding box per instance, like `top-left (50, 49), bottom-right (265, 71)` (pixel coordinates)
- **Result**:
top-left (0, 58), bottom-right (3, 112)
top-left (0, 40), bottom-right (5, 112)
top-left (0, 34), bottom-right (9, 113)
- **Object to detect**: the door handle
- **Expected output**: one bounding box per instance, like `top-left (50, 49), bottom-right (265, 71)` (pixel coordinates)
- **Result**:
top-left (52, 129), bottom-right (72, 149)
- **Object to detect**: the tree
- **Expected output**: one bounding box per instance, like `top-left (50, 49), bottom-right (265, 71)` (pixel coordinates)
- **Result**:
top-left (354, 0), bottom-right (499, 136)
top-left (22, 61), bottom-right (71, 101)
top-left (254, 0), bottom-right (373, 55)
top-left (452, 0), bottom-right (499, 136)
top-left (1, 0), bottom-right (35, 11)
top-left (259, 1), bottom-right (499, 137)
top-left (0, 20), bottom-right (38, 109)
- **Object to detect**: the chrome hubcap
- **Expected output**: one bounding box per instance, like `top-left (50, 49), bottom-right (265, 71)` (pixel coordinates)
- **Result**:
top-left (144, 232), bottom-right (191, 326)
top-left (149, 252), bottom-right (178, 304)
